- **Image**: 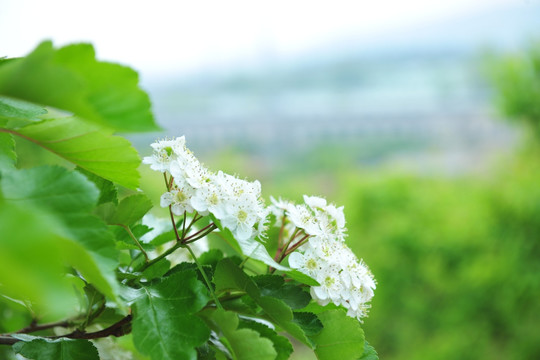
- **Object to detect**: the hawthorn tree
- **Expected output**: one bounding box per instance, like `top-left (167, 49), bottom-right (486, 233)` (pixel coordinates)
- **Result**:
top-left (0, 42), bottom-right (378, 360)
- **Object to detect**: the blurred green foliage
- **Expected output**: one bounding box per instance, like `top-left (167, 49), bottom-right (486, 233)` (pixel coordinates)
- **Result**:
top-left (341, 157), bottom-right (540, 359)
top-left (491, 42), bottom-right (540, 138)
top-left (276, 43), bottom-right (540, 359)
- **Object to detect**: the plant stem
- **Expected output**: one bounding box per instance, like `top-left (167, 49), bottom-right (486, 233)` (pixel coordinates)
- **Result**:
top-left (116, 224), bottom-right (149, 262)
top-left (183, 223), bottom-right (216, 243)
top-left (0, 315), bottom-right (132, 345)
top-left (15, 320), bottom-right (72, 334)
top-left (283, 234), bottom-right (310, 258)
top-left (185, 245), bottom-right (223, 310)
top-left (163, 172), bottom-right (171, 191)
top-left (169, 206), bottom-right (181, 242)
top-left (139, 241), bottom-right (182, 272)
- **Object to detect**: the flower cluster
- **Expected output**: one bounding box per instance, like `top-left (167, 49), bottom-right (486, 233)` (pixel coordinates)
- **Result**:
top-left (270, 195), bottom-right (376, 320)
top-left (144, 136), bottom-right (375, 321)
top-left (143, 137), bottom-right (266, 241)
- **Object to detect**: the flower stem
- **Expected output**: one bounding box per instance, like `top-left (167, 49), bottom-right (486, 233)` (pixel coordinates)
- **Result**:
top-left (117, 224), bottom-right (149, 262)
top-left (138, 241), bottom-right (182, 272)
top-left (183, 223), bottom-right (217, 243)
top-left (185, 244), bottom-right (223, 310)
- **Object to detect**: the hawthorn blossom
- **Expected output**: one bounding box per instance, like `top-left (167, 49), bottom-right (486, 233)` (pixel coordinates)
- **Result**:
top-left (160, 185), bottom-right (195, 215)
top-left (146, 137), bottom-right (267, 243)
top-left (142, 137), bottom-right (185, 172)
top-left (281, 195), bottom-right (375, 321)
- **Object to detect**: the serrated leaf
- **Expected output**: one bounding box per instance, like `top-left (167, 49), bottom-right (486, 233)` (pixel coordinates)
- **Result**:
top-left (0, 41), bottom-right (158, 132)
top-left (13, 337), bottom-right (99, 360)
top-left (199, 249), bottom-right (224, 268)
top-left (109, 193), bottom-right (152, 226)
top-left (132, 269), bottom-right (211, 360)
top-left (76, 167), bottom-right (118, 205)
top-left (214, 258), bottom-right (259, 296)
top-left (257, 296), bottom-right (312, 346)
top-left (206, 309), bottom-right (277, 360)
top-left (12, 116), bottom-right (141, 188)
top-left (359, 341), bottom-right (379, 360)
top-left (254, 275), bottom-right (311, 310)
top-left (238, 319), bottom-right (293, 360)
top-left (0, 95), bottom-right (47, 128)
top-left (214, 259), bottom-right (312, 346)
top-left (312, 309), bottom-right (365, 360)
top-left (292, 312), bottom-right (323, 337)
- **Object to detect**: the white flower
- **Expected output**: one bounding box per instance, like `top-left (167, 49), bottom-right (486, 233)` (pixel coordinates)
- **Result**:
top-left (286, 204), bottom-right (321, 236)
top-left (282, 194), bottom-right (376, 321)
top-left (142, 137), bottom-right (185, 173)
top-left (288, 247), bottom-right (322, 277)
top-left (303, 195), bottom-right (327, 210)
top-left (221, 193), bottom-right (262, 241)
top-left (160, 186), bottom-right (195, 215)
top-left (190, 180), bottom-right (227, 218)
top-left (311, 265), bottom-right (344, 302)
top-left (170, 156), bottom-right (212, 189)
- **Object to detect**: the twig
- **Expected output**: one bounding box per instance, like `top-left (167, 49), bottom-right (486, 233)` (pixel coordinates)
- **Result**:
top-left (115, 224), bottom-right (149, 262)
top-left (0, 315), bottom-right (132, 346)
top-left (15, 320), bottom-right (71, 334)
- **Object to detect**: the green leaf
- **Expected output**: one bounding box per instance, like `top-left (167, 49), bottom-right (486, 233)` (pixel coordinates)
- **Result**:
top-left (257, 296), bottom-right (312, 347)
top-left (214, 258), bottom-right (259, 296)
top-left (205, 309), bottom-right (277, 360)
top-left (112, 224), bottom-right (153, 250)
top-left (292, 312), bottom-right (323, 338)
top-left (132, 269), bottom-right (211, 360)
top-left (211, 215), bottom-right (289, 271)
top-left (1, 166), bottom-right (119, 302)
top-left (0, 41), bottom-right (158, 132)
top-left (238, 319), bottom-right (293, 360)
top-left (141, 258), bottom-right (171, 280)
top-left (1, 165), bottom-right (98, 213)
top-left (197, 343), bottom-right (216, 360)
top-left (359, 341), bottom-right (379, 360)
top-left (0, 203), bottom-right (84, 318)
top-left (13, 337), bottom-right (99, 360)
top-left (76, 167), bottom-right (118, 205)
top-left (214, 259), bottom-right (312, 346)
top-left (13, 116), bottom-right (141, 189)
top-left (0, 95), bottom-right (47, 128)
top-left (0, 132), bottom-right (16, 170)
top-left (149, 229), bottom-right (177, 246)
top-left (254, 275), bottom-right (311, 310)
top-left (286, 270), bottom-right (320, 287)
top-left (312, 310), bottom-right (365, 360)
top-left (109, 193), bottom-right (152, 226)
top-left (199, 249), bottom-right (224, 268)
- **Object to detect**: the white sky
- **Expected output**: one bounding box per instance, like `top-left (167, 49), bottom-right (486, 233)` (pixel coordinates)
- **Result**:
top-left (0, 0), bottom-right (522, 77)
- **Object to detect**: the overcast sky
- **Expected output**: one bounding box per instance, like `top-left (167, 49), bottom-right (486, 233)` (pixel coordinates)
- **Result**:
top-left (0, 0), bottom-right (526, 78)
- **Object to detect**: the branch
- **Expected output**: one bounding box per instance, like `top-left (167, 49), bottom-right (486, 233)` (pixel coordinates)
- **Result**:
top-left (15, 320), bottom-right (71, 334)
top-left (0, 315), bottom-right (132, 346)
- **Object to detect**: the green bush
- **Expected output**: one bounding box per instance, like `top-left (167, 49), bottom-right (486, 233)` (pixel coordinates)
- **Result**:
top-left (331, 156), bottom-right (540, 359)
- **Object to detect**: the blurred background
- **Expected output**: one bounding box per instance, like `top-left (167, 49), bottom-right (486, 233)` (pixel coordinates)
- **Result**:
top-left (2, 0), bottom-right (540, 359)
